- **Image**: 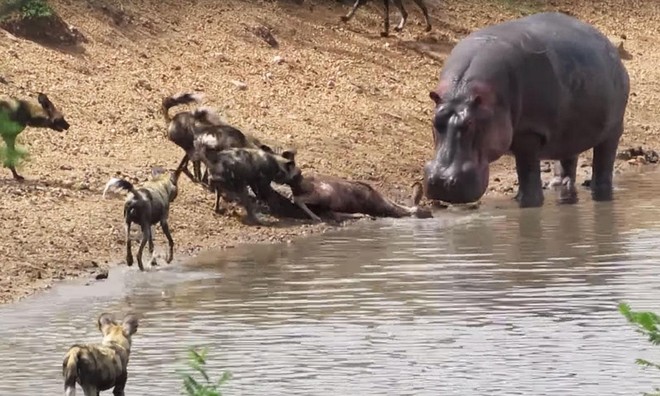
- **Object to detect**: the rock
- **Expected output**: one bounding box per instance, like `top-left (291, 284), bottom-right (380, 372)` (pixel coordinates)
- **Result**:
top-left (231, 80), bottom-right (248, 90)
top-left (95, 270), bottom-right (109, 280)
top-left (272, 55), bottom-right (285, 64)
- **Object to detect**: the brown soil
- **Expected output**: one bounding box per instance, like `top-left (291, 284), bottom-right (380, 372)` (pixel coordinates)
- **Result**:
top-left (0, 0), bottom-right (658, 304)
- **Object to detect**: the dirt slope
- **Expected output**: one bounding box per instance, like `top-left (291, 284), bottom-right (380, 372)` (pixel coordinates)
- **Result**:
top-left (0, 0), bottom-right (657, 304)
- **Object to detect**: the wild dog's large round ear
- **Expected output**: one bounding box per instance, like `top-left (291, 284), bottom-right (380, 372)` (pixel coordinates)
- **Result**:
top-left (97, 313), bottom-right (117, 332)
top-left (37, 93), bottom-right (56, 115)
top-left (122, 314), bottom-right (139, 336)
top-left (281, 149), bottom-right (296, 162)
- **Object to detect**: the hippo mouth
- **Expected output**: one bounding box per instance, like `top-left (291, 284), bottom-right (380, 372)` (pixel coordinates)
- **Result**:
top-left (423, 159), bottom-right (490, 204)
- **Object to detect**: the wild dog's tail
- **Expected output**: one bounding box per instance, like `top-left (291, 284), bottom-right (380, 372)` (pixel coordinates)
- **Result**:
top-left (63, 347), bottom-right (80, 396)
top-left (103, 177), bottom-right (138, 199)
top-left (161, 92), bottom-right (204, 123)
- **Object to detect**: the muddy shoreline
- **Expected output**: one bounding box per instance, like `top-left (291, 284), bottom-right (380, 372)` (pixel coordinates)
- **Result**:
top-left (4, 158), bottom-right (652, 307)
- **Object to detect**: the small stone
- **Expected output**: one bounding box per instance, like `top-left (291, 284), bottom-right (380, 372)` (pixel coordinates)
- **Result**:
top-left (272, 55), bottom-right (285, 64)
top-left (95, 270), bottom-right (109, 280)
top-left (231, 80), bottom-right (248, 90)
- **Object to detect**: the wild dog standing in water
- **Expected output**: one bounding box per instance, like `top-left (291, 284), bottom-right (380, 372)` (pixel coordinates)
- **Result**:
top-left (0, 93), bottom-right (70, 180)
top-left (102, 160), bottom-right (184, 270)
top-left (196, 141), bottom-right (301, 224)
top-left (281, 152), bottom-right (432, 221)
top-left (62, 313), bottom-right (139, 396)
top-left (340, 0), bottom-right (432, 37)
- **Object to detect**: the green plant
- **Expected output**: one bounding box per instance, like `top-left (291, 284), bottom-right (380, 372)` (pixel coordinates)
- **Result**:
top-left (619, 302), bottom-right (660, 396)
top-left (179, 347), bottom-right (232, 396)
top-left (19, 0), bottom-right (52, 18)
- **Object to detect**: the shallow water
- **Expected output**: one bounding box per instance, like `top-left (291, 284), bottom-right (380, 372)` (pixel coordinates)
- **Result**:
top-left (2, 170), bottom-right (660, 395)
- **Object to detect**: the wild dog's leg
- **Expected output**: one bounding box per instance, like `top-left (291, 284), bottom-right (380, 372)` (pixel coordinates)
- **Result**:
top-left (136, 224), bottom-right (150, 271)
top-left (591, 126), bottom-right (622, 202)
top-left (412, 0), bottom-right (432, 32)
top-left (213, 186), bottom-right (227, 214)
top-left (235, 187), bottom-right (262, 225)
top-left (392, 0), bottom-right (408, 32)
top-left (557, 156), bottom-right (579, 205)
top-left (341, 0), bottom-right (368, 22)
top-left (380, 0), bottom-right (390, 37)
top-left (148, 226), bottom-right (157, 266)
top-left (112, 372), bottom-right (128, 396)
top-left (125, 221), bottom-right (134, 267)
top-left (2, 134), bottom-right (25, 181)
top-left (161, 219), bottom-right (175, 263)
top-left (178, 154), bottom-right (197, 184)
top-left (293, 196), bottom-right (323, 223)
top-left (81, 384), bottom-right (99, 396)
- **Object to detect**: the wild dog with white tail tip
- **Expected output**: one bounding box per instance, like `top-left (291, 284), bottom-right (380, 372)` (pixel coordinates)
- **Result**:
top-left (281, 151), bottom-right (433, 221)
top-left (102, 159), bottom-right (185, 270)
top-left (62, 313), bottom-right (139, 396)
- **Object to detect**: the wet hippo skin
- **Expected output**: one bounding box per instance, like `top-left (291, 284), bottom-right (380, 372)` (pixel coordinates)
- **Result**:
top-left (423, 12), bottom-right (630, 208)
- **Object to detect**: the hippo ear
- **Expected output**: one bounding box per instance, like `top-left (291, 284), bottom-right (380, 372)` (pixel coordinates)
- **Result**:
top-left (429, 91), bottom-right (442, 106)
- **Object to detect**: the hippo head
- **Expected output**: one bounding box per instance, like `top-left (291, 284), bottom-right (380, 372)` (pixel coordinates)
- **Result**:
top-left (423, 82), bottom-right (512, 204)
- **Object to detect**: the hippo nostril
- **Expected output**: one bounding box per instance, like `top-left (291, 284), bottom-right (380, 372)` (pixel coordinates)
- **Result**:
top-left (444, 176), bottom-right (457, 188)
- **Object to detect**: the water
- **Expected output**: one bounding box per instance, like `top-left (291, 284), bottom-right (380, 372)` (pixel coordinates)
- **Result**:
top-left (2, 169), bottom-right (660, 395)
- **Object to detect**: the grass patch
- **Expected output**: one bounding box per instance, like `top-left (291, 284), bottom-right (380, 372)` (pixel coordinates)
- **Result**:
top-left (619, 302), bottom-right (660, 396)
top-left (180, 347), bottom-right (232, 396)
top-left (0, 0), bottom-right (53, 21)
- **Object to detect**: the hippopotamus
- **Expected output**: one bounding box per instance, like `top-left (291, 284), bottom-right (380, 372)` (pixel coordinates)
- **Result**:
top-left (423, 12), bottom-right (630, 208)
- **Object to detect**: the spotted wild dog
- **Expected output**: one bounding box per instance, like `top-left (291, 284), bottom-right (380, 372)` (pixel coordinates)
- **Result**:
top-left (0, 92), bottom-right (70, 180)
top-left (280, 151), bottom-right (432, 221)
top-left (340, 0), bottom-right (432, 37)
top-left (62, 313), bottom-right (139, 396)
top-left (190, 106), bottom-right (270, 185)
top-left (102, 159), bottom-right (185, 270)
top-left (161, 91), bottom-right (209, 183)
top-left (195, 141), bottom-right (301, 224)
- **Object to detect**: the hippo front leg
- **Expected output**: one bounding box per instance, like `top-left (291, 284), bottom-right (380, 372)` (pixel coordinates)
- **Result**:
top-left (591, 131), bottom-right (622, 202)
top-left (512, 135), bottom-right (544, 208)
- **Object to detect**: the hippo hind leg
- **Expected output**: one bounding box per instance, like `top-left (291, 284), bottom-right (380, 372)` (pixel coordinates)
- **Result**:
top-left (591, 126), bottom-right (623, 202)
top-left (555, 157), bottom-right (579, 205)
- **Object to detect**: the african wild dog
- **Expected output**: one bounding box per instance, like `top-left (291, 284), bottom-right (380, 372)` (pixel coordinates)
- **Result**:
top-left (0, 93), bottom-right (70, 180)
top-left (62, 313), bottom-right (139, 396)
top-left (102, 159), bottom-right (185, 271)
top-left (190, 107), bottom-right (270, 185)
top-left (195, 140), bottom-right (301, 225)
top-left (281, 151), bottom-right (432, 221)
top-left (161, 91), bottom-right (210, 183)
top-left (340, 0), bottom-right (432, 37)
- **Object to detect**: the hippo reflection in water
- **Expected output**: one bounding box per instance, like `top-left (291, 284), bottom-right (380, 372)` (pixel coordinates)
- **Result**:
top-left (423, 12), bottom-right (630, 208)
